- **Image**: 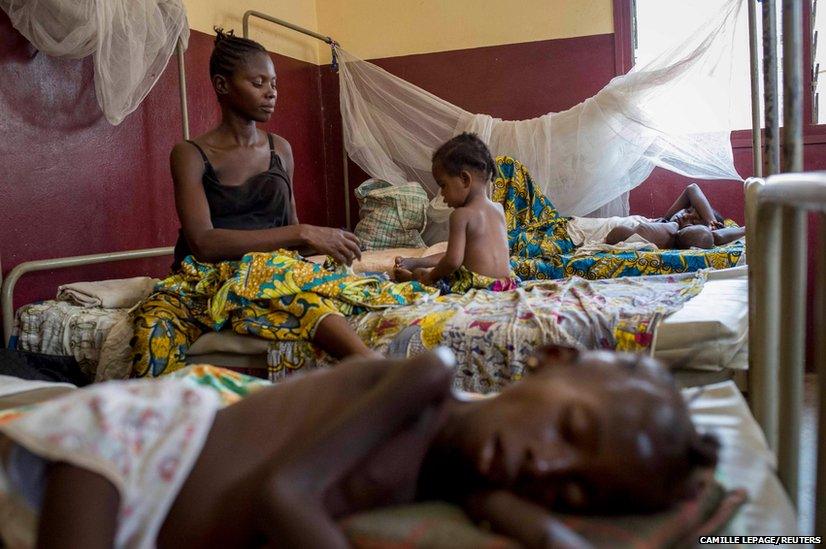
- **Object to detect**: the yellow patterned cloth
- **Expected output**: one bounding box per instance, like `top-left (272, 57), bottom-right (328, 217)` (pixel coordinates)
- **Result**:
top-left (131, 251), bottom-right (436, 378)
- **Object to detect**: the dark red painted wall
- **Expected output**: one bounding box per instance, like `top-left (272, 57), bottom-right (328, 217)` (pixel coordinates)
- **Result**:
top-left (0, 15), bottom-right (328, 331)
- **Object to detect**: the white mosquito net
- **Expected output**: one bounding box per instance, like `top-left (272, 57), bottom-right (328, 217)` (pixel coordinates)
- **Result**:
top-left (336, 0), bottom-right (745, 219)
top-left (0, 0), bottom-right (189, 125)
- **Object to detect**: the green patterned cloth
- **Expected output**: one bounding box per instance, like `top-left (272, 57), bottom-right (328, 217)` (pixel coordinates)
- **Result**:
top-left (354, 179), bottom-right (429, 250)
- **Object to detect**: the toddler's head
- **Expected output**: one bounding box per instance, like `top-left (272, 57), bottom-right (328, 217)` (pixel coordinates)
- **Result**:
top-left (431, 133), bottom-right (495, 208)
top-left (676, 225), bottom-right (714, 249)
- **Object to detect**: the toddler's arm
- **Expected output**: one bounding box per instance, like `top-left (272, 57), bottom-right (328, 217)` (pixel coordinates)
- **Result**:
top-left (419, 210), bottom-right (469, 284)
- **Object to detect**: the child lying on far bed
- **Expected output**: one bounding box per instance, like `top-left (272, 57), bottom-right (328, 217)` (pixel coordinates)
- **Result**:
top-left (605, 183), bottom-right (745, 249)
top-left (393, 133), bottom-right (518, 293)
top-left (0, 346), bottom-right (718, 548)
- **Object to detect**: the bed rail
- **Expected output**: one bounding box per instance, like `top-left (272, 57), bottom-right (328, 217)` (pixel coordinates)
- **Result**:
top-left (1, 247), bottom-right (173, 347)
top-left (748, 173), bottom-right (826, 531)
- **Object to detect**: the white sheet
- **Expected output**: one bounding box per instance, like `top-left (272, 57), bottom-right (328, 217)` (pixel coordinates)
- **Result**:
top-left (653, 266), bottom-right (748, 371)
top-left (687, 381), bottom-right (797, 535)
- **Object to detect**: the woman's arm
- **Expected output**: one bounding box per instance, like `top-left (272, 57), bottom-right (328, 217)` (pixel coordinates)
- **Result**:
top-left (171, 142), bottom-right (361, 265)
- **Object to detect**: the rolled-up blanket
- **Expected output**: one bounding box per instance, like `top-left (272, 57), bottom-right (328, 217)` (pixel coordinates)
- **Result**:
top-left (56, 277), bottom-right (158, 309)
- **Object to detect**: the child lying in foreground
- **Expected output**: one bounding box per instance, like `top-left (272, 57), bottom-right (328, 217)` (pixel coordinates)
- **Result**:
top-left (394, 133), bottom-right (518, 293)
top-left (0, 347), bottom-right (717, 548)
top-left (606, 183), bottom-right (745, 249)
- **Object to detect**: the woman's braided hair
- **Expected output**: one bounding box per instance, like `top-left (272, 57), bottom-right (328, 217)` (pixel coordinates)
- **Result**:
top-left (432, 132), bottom-right (496, 182)
top-left (210, 27), bottom-right (267, 78)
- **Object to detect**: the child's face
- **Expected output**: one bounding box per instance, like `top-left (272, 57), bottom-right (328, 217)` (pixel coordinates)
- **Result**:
top-left (670, 207), bottom-right (702, 229)
top-left (445, 347), bottom-right (697, 512)
top-left (433, 163), bottom-right (470, 208)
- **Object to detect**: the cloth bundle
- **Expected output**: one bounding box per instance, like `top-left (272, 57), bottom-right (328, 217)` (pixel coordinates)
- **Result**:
top-left (57, 277), bottom-right (158, 309)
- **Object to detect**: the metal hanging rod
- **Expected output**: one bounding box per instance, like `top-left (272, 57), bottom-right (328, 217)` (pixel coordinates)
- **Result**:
top-left (243, 10), bottom-right (336, 45)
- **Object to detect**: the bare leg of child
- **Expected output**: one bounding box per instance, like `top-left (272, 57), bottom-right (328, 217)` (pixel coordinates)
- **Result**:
top-left (393, 266), bottom-right (414, 282)
top-left (395, 253), bottom-right (445, 272)
top-left (313, 313), bottom-right (382, 359)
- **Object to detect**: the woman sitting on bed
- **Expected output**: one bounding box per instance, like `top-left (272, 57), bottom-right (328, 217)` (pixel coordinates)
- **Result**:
top-left (605, 183), bottom-right (745, 249)
top-left (130, 30), bottom-right (428, 378)
top-left (3, 347), bottom-right (718, 548)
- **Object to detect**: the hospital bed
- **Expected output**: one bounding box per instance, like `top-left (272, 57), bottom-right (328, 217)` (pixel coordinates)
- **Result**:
top-left (1, 245), bottom-right (749, 388)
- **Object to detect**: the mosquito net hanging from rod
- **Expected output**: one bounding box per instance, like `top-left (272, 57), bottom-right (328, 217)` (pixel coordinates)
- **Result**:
top-left (336, 0), bottom-right (745, 217)
top-left (0, 0), bottom-right (188, 125)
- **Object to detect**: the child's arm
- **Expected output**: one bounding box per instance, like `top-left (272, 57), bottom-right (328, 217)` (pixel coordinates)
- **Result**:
top-left (37, 463), bottom-right (119, 548)
top-left (712, 226), bottom-right (746, 246)
top-left (419, 210), bottom-right (469, 284)
top-left (663, 184), bottom-right (717, 225)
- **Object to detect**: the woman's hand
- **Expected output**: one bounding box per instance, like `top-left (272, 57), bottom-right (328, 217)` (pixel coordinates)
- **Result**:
top-left (300, 225), bottom-right (362, 266)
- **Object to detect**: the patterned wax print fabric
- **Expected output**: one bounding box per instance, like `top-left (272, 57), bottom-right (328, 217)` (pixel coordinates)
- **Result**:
top-left (436, 265), bottom-right (519, 295)
top-left (513, 245), bottom-right (744, 280)
top-left (267, 271), bottom-right (706, 393)
top-left (490, 156), bottom-right (744, 280)
top-left (491, 156), bottom-right (576, 258)
top-left (353, 179), bottom-right (428, 250)
top-left (130, 251), bottom-right (437, 378)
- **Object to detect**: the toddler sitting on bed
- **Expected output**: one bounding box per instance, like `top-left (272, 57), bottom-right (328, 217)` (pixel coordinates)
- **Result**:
top-left (0, 347), bottom-right (717, 548)
top-left (394, 133), bottom-right (517, 294)
top-left (605, 183), bottom-right (745, 249)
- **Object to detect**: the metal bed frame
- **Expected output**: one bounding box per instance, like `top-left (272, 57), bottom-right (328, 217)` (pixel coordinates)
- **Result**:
top-left (0, 0), bottom-right (822, 533)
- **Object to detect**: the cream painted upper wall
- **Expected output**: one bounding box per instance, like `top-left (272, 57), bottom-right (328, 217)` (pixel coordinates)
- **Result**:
top-left (316, 0), bottom-right (613, 62)
top-left (183, 0), bottom-right (321, 64)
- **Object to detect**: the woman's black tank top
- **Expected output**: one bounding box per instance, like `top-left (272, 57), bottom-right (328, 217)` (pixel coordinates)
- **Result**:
top-left (173, 134), bottom-right (293, 268)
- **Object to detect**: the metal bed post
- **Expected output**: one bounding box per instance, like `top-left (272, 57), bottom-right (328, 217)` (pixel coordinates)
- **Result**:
top-left (817, 209), bottom-right (826, 534)
top-left (776, 0), bottom-right (806, 508)
top-left (177, 38), bottom-right (190, 141)
top-left (754, 173), bottom-right (826, 533)
top-left (748, 0), bottom-right (763, 177)
top-left (762, 0), bottom-right (781, 176)
top-left (241, 11), bottom-right (352, 230)
top-left (747, 177), bottom-right (780, 452)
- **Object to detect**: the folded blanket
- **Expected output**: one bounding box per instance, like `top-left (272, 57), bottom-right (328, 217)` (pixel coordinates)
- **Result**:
top-left (57, 277), bottom-right (158, 309)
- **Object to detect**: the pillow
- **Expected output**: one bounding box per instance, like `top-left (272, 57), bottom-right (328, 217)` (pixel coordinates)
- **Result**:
top-left (341, 473), bottom-right (746, 548)
top-left (354, 179), bottom-right (429, 250)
